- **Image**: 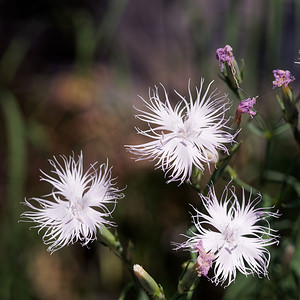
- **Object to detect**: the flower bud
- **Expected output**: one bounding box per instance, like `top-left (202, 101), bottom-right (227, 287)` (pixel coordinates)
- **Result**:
top-left (177, 261), bottom-right (199, 294)
top-left (97, 227), bottom-right (123, 253)
top-left (133, 264), bottom-right (165, 299)
top-left (272, 69), bottom-right (298, 126)
top-left (282, 86), bottom-right (298, 125)
top-left (216, 45), bottom-right (243, 93)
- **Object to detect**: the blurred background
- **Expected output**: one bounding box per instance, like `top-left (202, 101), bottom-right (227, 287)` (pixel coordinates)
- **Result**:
top-left (1, 0), bottom-right (300, 299)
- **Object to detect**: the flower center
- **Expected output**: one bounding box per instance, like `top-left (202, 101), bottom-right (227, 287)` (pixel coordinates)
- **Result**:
top-left (158, 121), bottom-right (201, 150)
top-left (176, 122), bottom-right (200, 146)
top-left (177, 126), bottom-right (191, 144)
top-left (68, 200), bottom-right (84, 223)
top-left (223, 225), bottom-right (239, 254)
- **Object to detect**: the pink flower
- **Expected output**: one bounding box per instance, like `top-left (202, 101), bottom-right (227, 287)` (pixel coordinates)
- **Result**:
top-left (216, 45), bottom-right (234, 71)
top-left (194, 240), bottom-right (215, 277)
top-left (238, 97), bottom-right (257, 118)
top-left (234, 97), bottom-right (257, 125)
top-left (272, 69), bottom-right (295, 88)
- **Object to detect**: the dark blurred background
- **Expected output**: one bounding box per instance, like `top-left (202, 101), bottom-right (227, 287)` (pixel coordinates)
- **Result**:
top-left (1, 0), bottom-right (300, 299)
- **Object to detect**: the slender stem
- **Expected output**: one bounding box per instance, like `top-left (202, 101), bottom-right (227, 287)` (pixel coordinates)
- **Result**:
top-left (292, 125), bottom-right (300, 148)
top-left (202, 142), bottom-right (242, 195)
top-left (225, 165), bottom-right (259, 195)
top-left (97, 230), bottom-right (138, 286)
top-left (254, 113), bottom-right (267, 132)
top-left (98, 230), bottom-right (166, 300)
top-left (262, 136), bottom-right (272, 181)
top-left (236, 87), bottom-right (244, 100)
top-left (188, 166), bottom-right (203, 193)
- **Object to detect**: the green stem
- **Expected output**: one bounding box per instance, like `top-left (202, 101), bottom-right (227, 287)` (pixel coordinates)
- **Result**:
top-left (188, 166), bottom-right (203, 193)
top-left (226, 165), bottom-right (273, 206)
top-left (292, 125), bottom-right (300, 148)
top-left (97, 228), bottom-right (132, 271)
top-left (262, 136), bottom-right (272, 181)
top-left (203, 142), bottom-right (242, 195)
top-left (98, 229), bottom-right (166, 300)
top-left (254, 113), bottom-right (267, 132)
top-left (225, 165), bottom-right (259, 195)
top-left (236, 87), bottom-right (244, 100)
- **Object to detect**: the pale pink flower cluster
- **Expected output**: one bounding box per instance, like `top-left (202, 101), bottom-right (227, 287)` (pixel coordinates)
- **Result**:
top-left (272, 69), bottom-right (295, 88)
top-left (237, 97), bottom-right (257, 118)
top-left (216, 45), bottom-right (234, 71)
top-left (194, 240), bottom-right (215, 277)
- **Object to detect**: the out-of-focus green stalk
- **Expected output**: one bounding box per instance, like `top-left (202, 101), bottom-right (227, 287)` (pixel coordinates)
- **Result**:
top-left (266, 0), bottom-right (283, 67)
top-left (0, 87), bottom-right (27, 299)
top-left (72, 0), bottom-right (129, 71)
top-left (0, 37), bottom-right (30, 83)
top-left (256, 126), bottom-right (273, 185)
top-left (95, 0), bottom-right (129, 46)
top-left (73, 12), bottom-right (97, 71)
top-left (224, 0), bottom-right (240, 53)
top-left (0, 88), bottom-right (27, 228)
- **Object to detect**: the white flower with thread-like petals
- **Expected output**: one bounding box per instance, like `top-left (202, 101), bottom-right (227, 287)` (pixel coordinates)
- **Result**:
top-left (21, 152), bottom-right (124, 253)
top-left (175, 184), bottom-right (280, 286)
top-left (125, 79), bottom-right (235, 184)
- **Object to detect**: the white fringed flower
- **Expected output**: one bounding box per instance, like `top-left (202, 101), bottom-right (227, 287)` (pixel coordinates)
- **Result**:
top-left (125, 79), bottom-right (235, 184)
top-left (176, 184), bottom-right (280, 286)
top-left (21, 153), bottom-right (123, 253)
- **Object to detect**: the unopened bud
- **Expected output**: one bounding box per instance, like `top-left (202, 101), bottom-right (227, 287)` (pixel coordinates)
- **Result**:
top-left (216, 45), bottom-right (243, 93)
top-left (133, 264), bottom-right (165, 299)
top-left (205, 149), bottom-right (219, 164)
top-left (281, 85), bottom-right (298, 126)
top-left (97, 227), bottom-right (123, 253)
top-left (177, 261), bottom-right (199, 294)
